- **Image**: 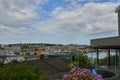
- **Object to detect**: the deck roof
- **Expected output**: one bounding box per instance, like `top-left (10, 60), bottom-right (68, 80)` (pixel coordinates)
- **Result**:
top-left (91, 36), bottom-right (120, 49)
top-left (115, 5), bottom-right (120, 13)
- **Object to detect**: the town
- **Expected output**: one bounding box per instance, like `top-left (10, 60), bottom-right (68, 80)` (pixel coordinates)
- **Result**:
top-left (0, 0), bottom-right (119, 80)
top-left (0, 43), bottom-right (90, 56)
top-left (0, 43), bottom-right (91, 64)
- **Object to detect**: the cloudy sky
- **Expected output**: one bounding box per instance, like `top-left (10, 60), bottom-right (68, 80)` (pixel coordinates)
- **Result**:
top-left (0, 0), bottom-right (120, 45)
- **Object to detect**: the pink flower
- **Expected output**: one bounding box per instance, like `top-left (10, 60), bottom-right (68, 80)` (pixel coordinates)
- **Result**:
top-left (92, 76), bottom-right (103, 80)
top-left (72, 78), bottom-right (78, 80)
top-left (63, 74), bottom-right (68, 79)
top-left (63, 66), bottom-right (103, 80)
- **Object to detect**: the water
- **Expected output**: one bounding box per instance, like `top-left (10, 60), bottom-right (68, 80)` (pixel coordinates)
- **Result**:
top-left (0, 54), bottom-right (16, 59)
top-left (86, 52), bottom-right (116, 59)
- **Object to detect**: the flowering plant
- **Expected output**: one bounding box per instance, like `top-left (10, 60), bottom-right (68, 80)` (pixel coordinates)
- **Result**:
top-left (63, 66), bottom-right (103, 80)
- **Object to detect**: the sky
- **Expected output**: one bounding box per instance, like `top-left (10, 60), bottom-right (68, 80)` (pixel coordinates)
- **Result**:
top-left (0, 0), bottom-right (120, 45)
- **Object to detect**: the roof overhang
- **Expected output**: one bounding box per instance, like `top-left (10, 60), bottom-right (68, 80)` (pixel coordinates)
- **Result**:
top-left (91, 36), bottom-right (120, 49)
top-left (91, 45), bottom-right (120, 49)
top-left (115, 5), bottom-right (120, 13)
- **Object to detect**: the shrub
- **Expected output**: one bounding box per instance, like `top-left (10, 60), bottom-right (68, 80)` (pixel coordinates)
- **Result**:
top-left (0, 62), bottom-right (50, 80)
top-left (68, 52), bottom-right (92, 69)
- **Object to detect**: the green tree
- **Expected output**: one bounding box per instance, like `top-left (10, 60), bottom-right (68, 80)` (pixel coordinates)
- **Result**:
top-left (21, 44), bottom-right (29, 49)
top-left (69, 52), bottom-right (92, 69)
top-left (99, 54), bottom-right (119, 66)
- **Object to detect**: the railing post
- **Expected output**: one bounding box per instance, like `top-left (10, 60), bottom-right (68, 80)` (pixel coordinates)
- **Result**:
top-left (114, 49), bottom-right (117, 79)
top-left (96, 49), bottom-right (99, 70)
top-left (107, 49), bottom-right (110, 68)
top-left (119, 49), bottom-right (120, 77)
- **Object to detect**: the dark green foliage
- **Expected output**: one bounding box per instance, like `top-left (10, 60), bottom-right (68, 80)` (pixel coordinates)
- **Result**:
top-left (99, 54), bottom-right (119, 65)
top-left (0, 62), bottom-right (51, 80)
top-left (21, 44), bottom-right (29, 49)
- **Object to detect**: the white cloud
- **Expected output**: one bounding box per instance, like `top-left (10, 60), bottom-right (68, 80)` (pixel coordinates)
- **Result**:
top-left (0, 0), bottom-right (47, 37)
top-left (36, 2), bottom-right (119, 37)
top-left (0, 0), bottom-right (119, 44)
top-left (33, 0), bottom-right (48, 5)
top-left (0, 24), bottom-right (27, 35)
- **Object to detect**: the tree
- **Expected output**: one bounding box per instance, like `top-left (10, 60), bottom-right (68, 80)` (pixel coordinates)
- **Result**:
top-left (21, 44), bottom-right (29, 49)
top-left (68, 52), bottom-right (92, 69)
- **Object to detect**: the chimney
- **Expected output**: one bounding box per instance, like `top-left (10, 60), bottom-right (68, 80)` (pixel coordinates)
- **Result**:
top-left (115, 5), bottom-right (120, 36)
